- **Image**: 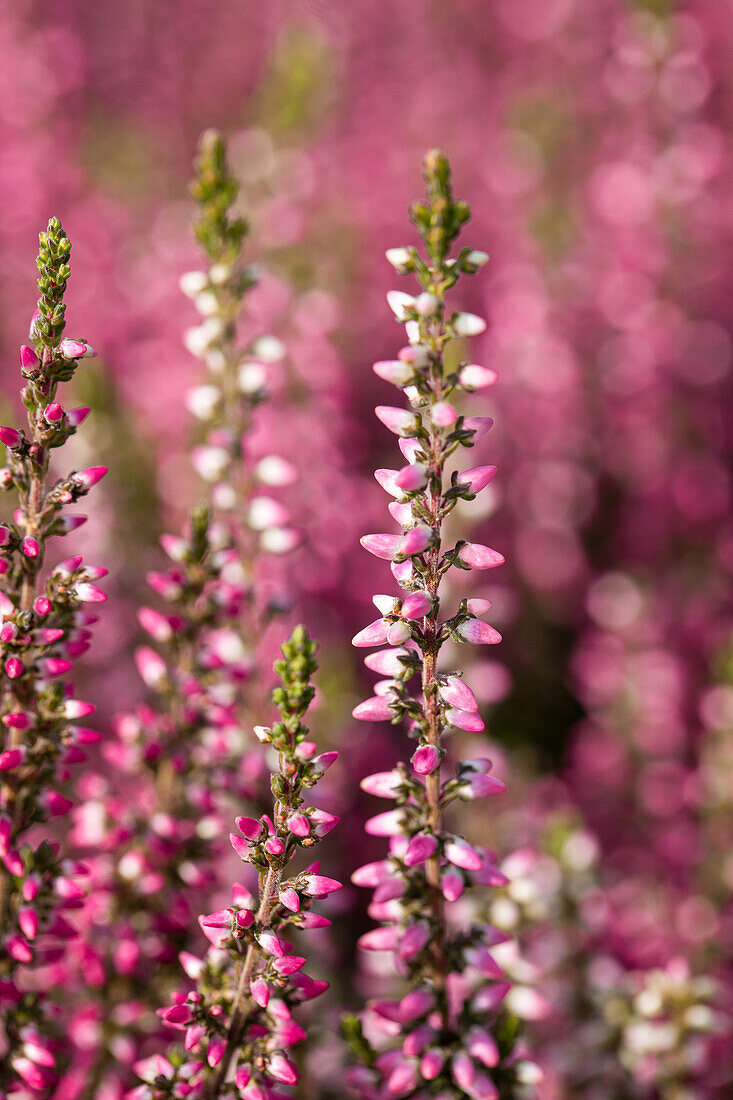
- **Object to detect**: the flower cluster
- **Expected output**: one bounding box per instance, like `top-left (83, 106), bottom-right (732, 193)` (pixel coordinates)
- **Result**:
top-left (133, 625), bottom-right (340, 1099)
top-left (67, 132), bottom-right (300, 1092)
top-left (0, 219), bottom-right (104, 1093)
top-left (345, 152), bottom-right (538, 1099)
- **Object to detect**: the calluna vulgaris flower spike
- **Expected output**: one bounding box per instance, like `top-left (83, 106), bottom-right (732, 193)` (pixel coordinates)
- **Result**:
top-left (130, 625), bottom-right (340, 1099)
top-left (73, 131), bottom-right (299, 1092)
top-left (344, 151), bottom-right (541, 1098)
top-left (0, 218), bottom-right (105, 1093)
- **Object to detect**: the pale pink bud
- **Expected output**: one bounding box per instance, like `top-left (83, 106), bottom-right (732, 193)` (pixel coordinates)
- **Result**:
top-left (265, 836), bottom-right (285, 856)
top-left (461, 772), bottom-right (506, 799)
top-left (463, 415), bottom-right (494, 440)
top-left (387, 620), bottom-right (412, 644)
top-left (302, 874), bottom-right (342, 897)
top-left (386, 291), bottom-right (416, 320)
top-left (374, 468), bottom-right (404, 497)
top-left (404, 834), bottom-right (437, 866)
top-left (387, 1060), bottom-right (418, 1095)
top-left (352, 619), bottom-right (390, 647)
top-left (353, 696), bottom-right (393, 722)
top-left (400, 591), bottom-right (432, 619)
top-left (453, 312), bottom-right (486, 336)
top-left (452, 1052), bottom-right (476, 1090)
top-left (398, 526), bottom-right (432, 557)
top-left (412, 744), bottom-right (440, 775)
top-left (358, 926), bottom-right (400, 951)
top-left (459, 364), bottom-right (498, 388)
top-left (137, 607), bottom-right (172, 643)
top-left (398, 437), bottom-right (423, 463)
top-left (269, 1053), bottom-right (298, 1085)
top-left (310, 809), bottom-right (339, 836)
top-left (373, 359), bottom-right (414, 387)
top-left (365, 808), bottom-right (404, 836)
top-left (432, 401), bottom-right (457, 426)
top-left (457, 543), bottom-right (504, 570)
top-left (467, 1028), bottom-right (500, 1068)
top-left (365, 647), bottom-right (410, 676)
top-left (135, 647), bottom-right (166, 688)
top-left (361, 533), bottom-right (401, 560)
top-left (361, 770), bottom-right (402, 798)
top-left (375, 405), bottom-right (420, 437)
top-left (457, 619), bottom-right (502, 644)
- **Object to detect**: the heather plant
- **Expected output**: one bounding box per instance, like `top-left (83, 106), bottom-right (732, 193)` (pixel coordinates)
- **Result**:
top-left (132, 625), bottom-right (340, 1099)
top-left (344, 151), bottom-right (540, 1099)
top-left (0, 219), bottom-right (105, 1093)
top-left (66, 132), bottom-right (301, 1094)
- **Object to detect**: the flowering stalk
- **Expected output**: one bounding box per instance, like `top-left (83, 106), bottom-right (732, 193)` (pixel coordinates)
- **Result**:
top-left (132, 625), bottom-right (340, 1100)
top-left (346, 152), bottom-right (538, 1098)
top-left (0, 219), bottom-right (104, 1092)
top-left (73, 132), bottom-right (299, 1093)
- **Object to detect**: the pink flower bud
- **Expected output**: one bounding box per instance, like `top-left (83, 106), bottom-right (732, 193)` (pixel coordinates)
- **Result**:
top-left (404, 834), bottom-right (437, 866)
top-left (269, 1053), bottom-right (298, 1085)
top-left (310, 809), bottom-right (339, 836)
top-left (387, 620), bottom-right (412, 644)
top-left (265, 835), bottom-right (285, 856)
top-left (251, 977), bottom-right (270, 1007)
top-left (288, 814), bottom-right (310, 837)
top-left (457, 543), bottom-right (504, 570)
top-left (43, 791), bottom-right (73, 816)
top-left (442, 870), bottom-right (464, 901)
top-left (44, 402), bottom-right (64, 423)
top-left (235, 816), bottom-right (264, 840)
top-left (66, 407), bottom-right (90, 428)
top-left (20, 345), bottom-right (39, 370)
top-left (440, 676), bottom-right (478, 711)
top-left (445, 837), bottom-right (483, 871)
top-left (361, 533), bottom-right (401, 560)
top-left (352, 696), bottom-right (393, 722)
top-left (5, 657), bottom-right (23, 679)
top-left (207, 1037), bottom-right (227, 1067)
top-left (432, 401), bottom-right (457, 426)
top-left (0, 748), bottom-right (25, 771)
top-left (74, 466), bottom-right (108, 490)
top-left (461, 772), bottom-right (507, 799)
top-left (58, 338), bottom-right (96, 359)
top-left (0, 426), bottom-right (22, 449)
top-left (279, 887), bottom-right (300, 912)
top-left (421, 1049), bottom-right (444, 1079)
top-left (257, 930), bottom-right (284, 957)
top-left (375, 406), bottom-right (420, 437)
top-left (411, 744), bottom-right (440, 775)
top-left (467, 1028), bottom-right (500, 1068)
top-left (302, 874), bottom-right (342, 897)
top-left (230, 834), bottom-right (250, 860)
top-left (21, 537), bottom-right (39, 558)
top-left (365, 809), bottom-right (404, 836)
top-left (399, 437), bottom-right (423, 463)
top-left (394, 464), bottom-right (427, 492)
top-left (399, 921), bottom-right (430, 959)
top-left (446, 707), bottom-right (485, 733)
top-left (401, 591), bottom-right (432, 618)
top-left (34, 596), bottom-right (51, 616)
top-left (456, 619), bottom-right (502, 645)
top-left (457, 465), bottom-right (497, 495)
top-left (398, 526), bottom-right (432, 557)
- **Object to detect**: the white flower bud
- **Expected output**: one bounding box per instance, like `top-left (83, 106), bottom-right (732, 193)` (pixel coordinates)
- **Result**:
top-left (237, 362), bottom-right (268, 394)
top-left (194, 290), bottom-right (220, 316)
top-left (185, 384), bottom-right (220, 420)
top-left (415, 292), bottom-right (439, 317)
top-left (251, 335), bottom-right (285, 362)
top-left (179, 270), bottom-right (209, 297)
top-left (453, 312), bottom-right (487, 337)
top-left (386, 291), bottom-right (416, 321)
top-left (385, 247), bottom-right (412, 272)
top-left (209, 262), bottom-right (231, 285)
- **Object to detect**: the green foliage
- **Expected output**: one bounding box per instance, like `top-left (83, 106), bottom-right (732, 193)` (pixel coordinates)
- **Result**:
top-left (190, 129), bottom-right (248, 264)
top-left (35, 217), bottom-right (71, 350)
